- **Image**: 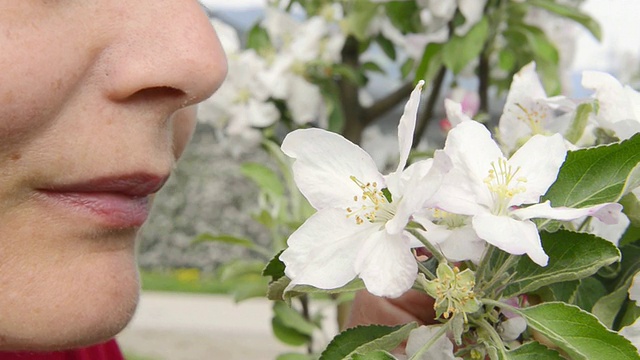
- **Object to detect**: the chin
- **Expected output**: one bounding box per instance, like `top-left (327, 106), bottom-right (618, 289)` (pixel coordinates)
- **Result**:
top-left (0, 242), bottom-right (141, 351)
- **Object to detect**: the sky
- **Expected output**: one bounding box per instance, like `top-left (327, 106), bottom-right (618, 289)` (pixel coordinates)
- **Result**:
top-left (201, 0), bottom-right (640, 73)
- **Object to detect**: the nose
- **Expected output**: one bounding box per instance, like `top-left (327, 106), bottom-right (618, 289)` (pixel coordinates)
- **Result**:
top-left (99, 0), bottom-right (227, 108)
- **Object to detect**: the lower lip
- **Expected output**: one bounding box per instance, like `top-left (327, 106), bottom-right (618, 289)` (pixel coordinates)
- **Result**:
top-left (40, 191), bottom-right (151, 228)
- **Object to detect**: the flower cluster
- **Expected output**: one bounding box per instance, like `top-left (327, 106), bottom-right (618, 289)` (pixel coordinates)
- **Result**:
top-left (279, 62), bottom-right (631, 298)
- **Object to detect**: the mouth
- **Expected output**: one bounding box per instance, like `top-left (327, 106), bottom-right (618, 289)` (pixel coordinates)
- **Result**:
top-left (37, 173), bottom-right (169, 228)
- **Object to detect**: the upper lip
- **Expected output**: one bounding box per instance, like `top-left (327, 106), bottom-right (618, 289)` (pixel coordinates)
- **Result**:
top-left (40, 173), bottom-right (170, 197)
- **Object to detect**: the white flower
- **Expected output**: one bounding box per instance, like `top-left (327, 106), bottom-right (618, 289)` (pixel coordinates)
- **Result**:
top-left (434, 121), bottom-right (622, 266)
top-left (620, 272), bottom-right (640, 352)
top-left (582, 70), bottom-right (640, 141)
top-left (497, 62), bottom-right (574, 155)
top-left (404, 325), bottom-right (460, 360)
top-left (279, 82), bottom-right (451, 298)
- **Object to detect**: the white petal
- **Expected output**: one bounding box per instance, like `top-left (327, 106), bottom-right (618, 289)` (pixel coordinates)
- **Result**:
top-left (512, 201), bottom-right (623, 224)
top-left (498, 62), bottom-right (546, 152)
top-left (281, 208), bottom-right (376, 290)
top-left (386, 152), bottom-right (451, 235)
top-left (499, 316), bottom-right (527, 342)
top-left (473, 214), bottom-right (548, 266)
top-left (507, 133), bottom-right (567, 205)
top-left (354, 231), bottom-right (417, 298)
top-left (440, 121), bottom-right (502, 209)
top-left (396, 81), bottom-right (425, 174)
top-left (620, 317), bottom-right (640, 353)
top-left (444, 99), bottom-right (472, 128)
top-left (405, 325), bottom-right (458, 360)
top-left (629, 271), bottom-right (640, 303)
top-left (281, 128), bottom-right (384, 210)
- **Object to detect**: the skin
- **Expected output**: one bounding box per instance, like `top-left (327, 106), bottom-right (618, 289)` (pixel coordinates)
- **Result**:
top-left (0, 0), bottom-right (226, 351)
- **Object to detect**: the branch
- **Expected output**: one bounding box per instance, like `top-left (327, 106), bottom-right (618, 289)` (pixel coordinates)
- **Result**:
top-left (412, 65), bottom-right (447, 149)
top-left (362, 82), bottom-right (414, 126)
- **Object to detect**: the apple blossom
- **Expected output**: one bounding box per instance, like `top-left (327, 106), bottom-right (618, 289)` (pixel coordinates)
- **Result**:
top-left (279, 81), bottom-right (451, 298)
top-left (434, 120), bottom-right (622, 266)
top-left (582, 70), bottom-right (640, 141)
top-left (497, 62), bottom-right (574, 155)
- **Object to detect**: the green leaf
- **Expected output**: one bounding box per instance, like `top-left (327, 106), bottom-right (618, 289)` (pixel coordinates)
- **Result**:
top-left (564, 102), bottom-right (594, 144)
top-left (286, 279), bottom-right (366, 300)
top-left (362, 61), bottom-right (385, 74)
top-left (246, 23), bottom-right (272, 53)
top-left (385, 1), bottom-right (420, 34)
top-left (534, 280), bottom-right (580, 303)
top-left (543, 133), bottom-right (640, 208)
top-left (192, 233), bottom-right (255, 249)
top-left (517, 302), bottom-right (640, 360)
top-left (276, 353), bottom-right (316, 360)
top-left (218, 260), bottom-right (265, 282)
top-left (507, 341), bottom-right (564, 359)
top-left (442, 17), bottom-right (489, 74)
top-left (351, 351), bottom-right (396, 360)
top-left (620, 224), bottom-right (640, 247)
top-left (573, 277), bottom-right (608, 312)
top-left (502, 230), bottom-right (620, 298)
top-left (414, 42), bottom-right (443, 85)
top-left (400, 58), bottom-right (415, 79)
top-left (621, 192), bottom-right (640, 226)
top-left (263, 250), bottom-right (286, 281)
top-left (528, 0), bottom-right (602, 41)
top-left (273, 301), bottom-right (317, 336)
top-left (320, 323), bottom-right (417, 360)
top-left (241, 162), bottom-right (284, 197)
top-left (375, 35), bottom-right (396, 61)
top-left (592, 274), bottom-right (634, 329)
top-left (229, 275), bottom-right (269, 302)
top-left (272, 314), bottom-right (311, 346)
top-left (344, 2), bottom-right (379, 41)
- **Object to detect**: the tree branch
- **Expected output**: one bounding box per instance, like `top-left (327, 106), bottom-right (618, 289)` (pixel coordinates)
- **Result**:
top-left (412, 65), bottom-right (447, 149)
top-left (362, 82), bottom-right (414, 126)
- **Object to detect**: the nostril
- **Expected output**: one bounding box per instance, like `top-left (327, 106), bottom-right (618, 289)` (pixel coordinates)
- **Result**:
top-left (123, 86), bottom-right (186, 103)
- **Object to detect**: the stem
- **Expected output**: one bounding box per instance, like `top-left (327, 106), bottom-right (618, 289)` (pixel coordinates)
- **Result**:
top-left (299, 295), bottom-right (313, 354)
top-left (474, 318), bottom-right (510, 357)
top-left (478, 51), bottom-right (490, 115)
top-left (407, 228), bottom-right (447, 264)
top-left (480, 254), bottom-right (520, 295)
top-left (412, 65), bottom-right (447, 149)
top-left (362, 82), bottom-right (414, 125)
top-left (338, 35), bottom-right (365, 144)
top-left (417, 260), bottom-right (437, 280)
top-left (408, 323), bottom-right (450, 360)
top-left (481, 298), bottom-right (521, 315)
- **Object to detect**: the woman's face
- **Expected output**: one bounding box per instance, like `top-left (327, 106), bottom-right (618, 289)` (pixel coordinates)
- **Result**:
top-left (0, 1), bottom-right (226, 350)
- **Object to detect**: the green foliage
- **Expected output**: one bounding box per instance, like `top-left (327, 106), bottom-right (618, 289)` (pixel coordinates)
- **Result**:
top-left (506, 341), bottom-right (564, 359)
top-left (544, 133), bottom-right (640, 208)
top-left (528, 0), bottom-right (602, 41)
top-left (241, 162), bottom-right (285, 197)
top-left (414, 43), bottom-right (444, 85)
top-left (501, 230), bottom-right (620, 298)
top-left (442, 17), bottom-right (490, 75)
top-left (319, 323), bottom-right (417, 360)
top-left (517, 302), bottom-right (640, 360)
top-left (564, 103), bottom-right (594, 144)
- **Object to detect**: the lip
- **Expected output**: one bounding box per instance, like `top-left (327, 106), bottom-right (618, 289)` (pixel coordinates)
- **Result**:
top-left (37, 174), bottom-right (169, 228)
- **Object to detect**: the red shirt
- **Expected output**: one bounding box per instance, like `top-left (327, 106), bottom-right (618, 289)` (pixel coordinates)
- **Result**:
top-left (0, 339), bottom-right (124, 360)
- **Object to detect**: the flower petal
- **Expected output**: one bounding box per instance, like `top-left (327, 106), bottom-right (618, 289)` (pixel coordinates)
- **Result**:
top-left (282, 128), bottom-right (384, 210)
top-left (396, 80), bottom-right (425, 174)
top-left (405, 325), bottom-right (458, 360)
top-left (512, 200), bottom-right (623, 225)
top-left (473, 214), bottom-right (548, 266)
top-left (507, 133), bottom-right (566, 205)
top-left (386, 151), bottom-right (451, 235)
top-left (281, 208), bottom-right (376, 290)
top-left (354, 231), bottom-right (417, 298)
